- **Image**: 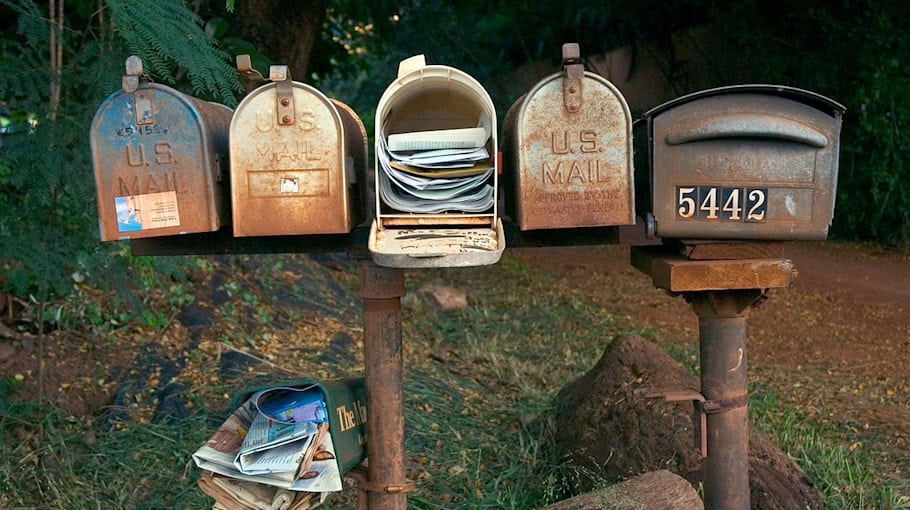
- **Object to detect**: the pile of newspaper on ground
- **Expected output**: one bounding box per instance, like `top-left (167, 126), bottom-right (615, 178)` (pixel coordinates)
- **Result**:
top-left (193, 385), bottom-right (345, 510)
top-left (378, 126), bottom-right (495, 213)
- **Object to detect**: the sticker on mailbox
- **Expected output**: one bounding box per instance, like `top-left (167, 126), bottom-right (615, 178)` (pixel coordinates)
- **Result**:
top-left (676, 186), bottom-right (768, 222)
top-left (114, 191), bottom-right (180, 232)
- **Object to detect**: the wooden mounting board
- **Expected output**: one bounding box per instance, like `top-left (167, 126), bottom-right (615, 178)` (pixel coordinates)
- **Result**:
top-left (631, 246), bottom-right (798, 292)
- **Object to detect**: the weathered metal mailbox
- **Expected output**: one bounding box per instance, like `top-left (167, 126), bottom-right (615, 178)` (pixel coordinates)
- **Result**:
top-left (638, 85), bottom-right (845, 241)
top-left (503, 43), bottom-right (635, 230)
top-left (230, 58), bottom-right (367, 237)
top-left (369, 55), bottom-right (504, 268)
top-left (91, 56), bottom-right (232, 241)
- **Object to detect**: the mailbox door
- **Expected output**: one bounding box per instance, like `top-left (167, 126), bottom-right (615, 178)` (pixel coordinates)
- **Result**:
top-left (649, 88), bottom-right (843, 241)
top-left (91, 84), bottom-right (231, 241)
top-left (231, 82), bottom-right (352, 236)
top-left (507, 71), bottom-right (634, 230)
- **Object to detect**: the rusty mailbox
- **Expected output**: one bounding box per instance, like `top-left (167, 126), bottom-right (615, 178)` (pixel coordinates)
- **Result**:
top-left (230, 58), bottom-right (367, 237)
top-left (91, 56), bottom-right (232, 241)
top-left (369, 55), bottom-right (505, 268)
top-left (638, 85), bottom-right (845, 241)
top-left (503, 43), bottom-right (635, 230)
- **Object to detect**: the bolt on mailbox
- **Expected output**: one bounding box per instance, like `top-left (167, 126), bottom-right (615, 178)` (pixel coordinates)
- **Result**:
top-left (369, 55), bottom-right (505, 268)
top-left (229, 57), bottom-right (367, 237)
top-left (637, 85), bottom-right (845, 241)
top-left (503, 43), bottom-right (635, 230)
top-left (90, 56), bottom-right (232, 241)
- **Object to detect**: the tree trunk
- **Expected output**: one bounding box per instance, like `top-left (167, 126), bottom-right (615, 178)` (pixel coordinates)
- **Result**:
top-left (227, 0), bottom-right (325, 80)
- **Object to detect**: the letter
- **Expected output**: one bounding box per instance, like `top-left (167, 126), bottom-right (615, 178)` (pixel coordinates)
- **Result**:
top-left (118, 176), bottom-right (140, 196)
top-left (255, 141), bottom-right (271, 158)
top-left (146, 174), bottom-right (160, 193)
top-left (299, 141), bottom-right (320, 162)
top-left (580, 130), bottom-right (597, 153)
top-left (551, 131), bottom-right (570, 154)
top-left (164, 172), bottom-right (178, 192)
top-left (568, 161), bottom-right (586, 183)
top-left (298, 111), bottom-right (316, 131)
top-left (255, 110), bottom-right (272, 132)
top-left (274, 142), bottom-right (295, 162)
top-left (154, 142), bottom-right (175, 165)
top-left (593, 160), bottom-right (612, 182)
top-left (126, 143), bottom-right (146, 167)
top-left (543, 161), bottom-right (563, 184)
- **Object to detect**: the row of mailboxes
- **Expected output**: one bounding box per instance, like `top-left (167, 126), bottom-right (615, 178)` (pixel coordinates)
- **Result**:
top-left (91, 56), bottom-right (367, 242)
top-left (90, 48), bottom-right (845, 267)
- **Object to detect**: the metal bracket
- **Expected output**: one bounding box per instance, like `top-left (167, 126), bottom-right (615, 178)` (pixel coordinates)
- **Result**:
top-left (122, 56), bottom-right (155, 126)
top-left (122, 55), bottom-right (144, 93)
top-left (346, 465), bottom-right (416, 494)
top-left (270, 65), bottom-right (296, 126)
top-left (636, 388), bottom-right (750, 458)
top-left (562, 43), bottom-right (584, 114)
top-left (235, 54), bottom-right (266, 82)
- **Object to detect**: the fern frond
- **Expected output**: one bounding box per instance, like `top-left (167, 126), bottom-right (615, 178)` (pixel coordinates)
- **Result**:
top-left (105, 0), bottom-right (242, 106)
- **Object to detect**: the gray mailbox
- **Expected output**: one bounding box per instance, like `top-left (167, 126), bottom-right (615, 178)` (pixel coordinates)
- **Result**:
top-left (90, 56), bottom-right (232, 241)
top-left (503, 43), bottom-right (635, 230)
top-left (638, 85), bottom-right (845, 241)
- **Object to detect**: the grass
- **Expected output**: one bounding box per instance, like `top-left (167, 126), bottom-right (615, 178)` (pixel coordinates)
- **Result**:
top-left (1, 253), bottom-right (907, 509)
top-left (749, 384), bottom-right (908, 509)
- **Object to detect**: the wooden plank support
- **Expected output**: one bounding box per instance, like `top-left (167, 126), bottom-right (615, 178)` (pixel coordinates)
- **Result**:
top-left (631, 246), bottom-right (798, 293)
top-left (664, 240), bottom-right (785, 260)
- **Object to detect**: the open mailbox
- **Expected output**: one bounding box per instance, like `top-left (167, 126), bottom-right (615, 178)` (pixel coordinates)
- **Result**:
top-left (638, 85), bottom-right (845, 241)
top-left (369, 55), bottom-right (505, 268)
top-left (90, 56), bottom-right (232, 241)
top-left (230, 57), bottom-right (367, 237)
top-left (503, 43), bottom-right (635, 230)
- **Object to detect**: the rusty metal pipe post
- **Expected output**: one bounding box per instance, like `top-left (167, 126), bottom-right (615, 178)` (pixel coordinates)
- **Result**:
top-left (358, 261), bottom-right (407, 510)
top-left (690, 290), bottom-right (761, 510)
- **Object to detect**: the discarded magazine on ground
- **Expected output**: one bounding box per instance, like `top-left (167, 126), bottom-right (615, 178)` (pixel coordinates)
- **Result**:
top-left (378, 121), bottom-right (495, 214)
top-left (193, 379), bottom-right (368, 510)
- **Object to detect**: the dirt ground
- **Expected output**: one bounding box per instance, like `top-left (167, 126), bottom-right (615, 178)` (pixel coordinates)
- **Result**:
top-left (1, 240), bottom-right (908, 495)
top-left (510, 241), bottom-right (910, 492)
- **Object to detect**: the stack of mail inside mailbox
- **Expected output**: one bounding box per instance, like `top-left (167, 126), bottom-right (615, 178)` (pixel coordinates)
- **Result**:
top-left (378, 126), bottom-right (495, 214)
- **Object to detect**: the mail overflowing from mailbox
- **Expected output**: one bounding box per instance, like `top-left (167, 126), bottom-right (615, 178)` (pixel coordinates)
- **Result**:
top-left (378, 120), bottom-right (495, 214)
top-left (193, 379), bottom-right (367, 509)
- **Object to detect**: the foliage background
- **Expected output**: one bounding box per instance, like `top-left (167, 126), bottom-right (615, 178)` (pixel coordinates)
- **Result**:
top-left (0, 0), bottom-right (907, 301)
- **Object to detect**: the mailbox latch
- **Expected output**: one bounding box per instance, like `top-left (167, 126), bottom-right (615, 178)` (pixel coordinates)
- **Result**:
top-left (122, 56), bottom-right (155, 126)
top-left (270, 65), bottom-right (296, 126)
top-left (562, 43), bottom-right (584, 114)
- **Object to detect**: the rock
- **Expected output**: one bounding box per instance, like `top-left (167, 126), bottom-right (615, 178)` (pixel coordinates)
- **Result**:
top-left (543, 470), bottom-right (703, 510)
top-left (555, 334), bottom-right (823, 510)
top-left (419, 285), bottom-right (469, 311)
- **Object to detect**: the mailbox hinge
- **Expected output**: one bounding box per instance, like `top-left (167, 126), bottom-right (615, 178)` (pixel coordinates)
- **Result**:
top-left (562, 43), bottom-right (584, 114)
top-left (635, 387), bottom-right (750, 458)
top-left (270, 65), bottom-right (295, 126)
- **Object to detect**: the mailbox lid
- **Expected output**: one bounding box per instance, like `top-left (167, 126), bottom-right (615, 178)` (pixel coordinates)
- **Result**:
top-left (505, 69), bottom-right (634, 230)
top-left (230, 80), bottom-right (357, 236)
top-left (368, 219), bottom-right (505, 268)
top-left (646, 85), bottom-right (844, 241)
top-left (90, 83), bottom-right (231, 241)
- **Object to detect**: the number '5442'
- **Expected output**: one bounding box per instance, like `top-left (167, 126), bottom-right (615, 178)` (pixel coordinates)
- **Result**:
top-left (676, 186), bottom-right (768, 222)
